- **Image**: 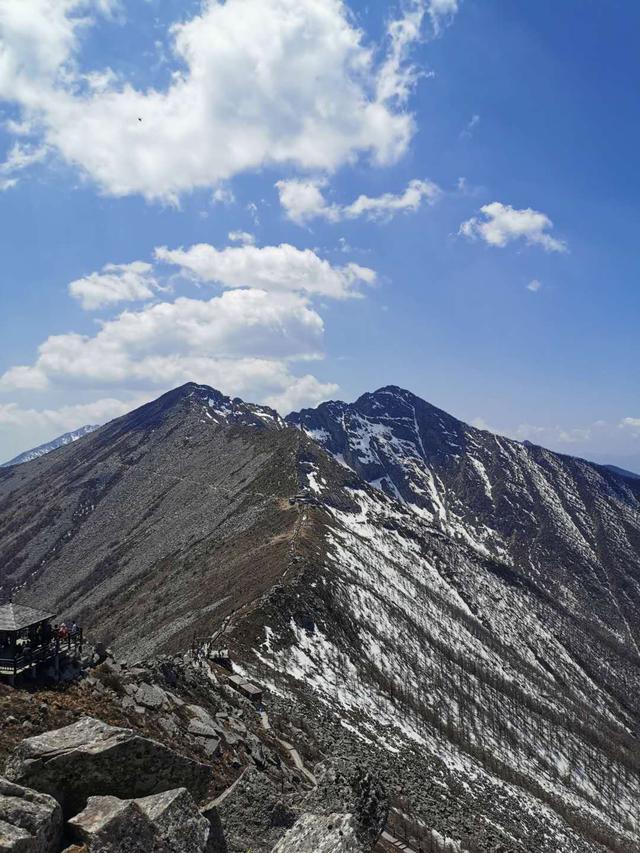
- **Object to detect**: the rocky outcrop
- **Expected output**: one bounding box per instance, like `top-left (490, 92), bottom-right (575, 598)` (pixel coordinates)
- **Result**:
top-left (67, 796), bottom-right (156, 852)
top-left (0, 777), bottom-right (62, 853)
top-left (68, 788), bottom-right (209, 853)
top-left (270, 813), bottom-right (365, 853)
top-left (4, 717), bottom-right (211, 816)
top-left (136, 788), bottom-right (210, 852)
top-left (211, 767), bottom-right (297, 853)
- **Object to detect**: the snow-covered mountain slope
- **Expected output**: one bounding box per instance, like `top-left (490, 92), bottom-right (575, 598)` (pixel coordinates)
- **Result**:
top-left (235, 462), bottom-right (640, 851)
top-left (2, 424), bottom-right (99, 467)
top-left (287, 386), bottom-right (640, 670)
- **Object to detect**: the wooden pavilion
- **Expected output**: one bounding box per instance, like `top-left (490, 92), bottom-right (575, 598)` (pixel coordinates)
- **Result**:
top-left (0, 603), bottom-right (82, 684)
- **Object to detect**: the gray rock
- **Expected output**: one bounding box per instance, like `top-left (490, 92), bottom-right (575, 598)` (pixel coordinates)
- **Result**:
top-left (188, 719), bottom-right (219, 739)
top-left (68, 788), bottom-right (209, 853)
top-left (134, 682), bottom-right (168, 710)
top-left (270, 813), bottom-right (365, 853)
top-left (196, 737), bottom-right (221, 759)
top-left (68, 796), bottom-right (156, 852)
top-left (187, 706), bottom-right (217, 727)
top-left (136, 788), bottom-right (210, 852)
top-left (212, 768), bottom-right (296, 852)
top-left (0, 777), bottom-right (62, 853)
top-left (5, 717), bottom-right (211, 816)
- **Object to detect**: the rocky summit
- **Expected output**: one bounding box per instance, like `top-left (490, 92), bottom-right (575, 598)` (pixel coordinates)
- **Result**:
top-left (1, 382), bottom-right (640, 852)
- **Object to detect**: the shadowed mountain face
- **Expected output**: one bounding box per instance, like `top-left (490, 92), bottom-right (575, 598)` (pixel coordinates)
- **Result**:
top-left (0, 384), bottom-right (318, 658)
top-left (2, 383), bottom-right (640, 851)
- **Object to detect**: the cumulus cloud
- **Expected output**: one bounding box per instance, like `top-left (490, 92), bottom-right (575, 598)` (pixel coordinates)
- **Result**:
top-left (265, 374), bottom-right (338, 414)
top-left (68, 260), bottom-right (159, 310)
top-left (0, 234), bottom-right (373, 451)
top-left (526, 279), bottom-right (542, 293)
top-left (276, 177), bottom-right (440, 225)
top-left (0, 396), bottom-right (138, 432)
top-left (460, 202), bottom-right (567, 253)
top-left (0, 0), bottom-right (430, 200)
top-left (0, 289), bottom-right (327, 392)
top-left (155, 242), bottom-right (376, 299)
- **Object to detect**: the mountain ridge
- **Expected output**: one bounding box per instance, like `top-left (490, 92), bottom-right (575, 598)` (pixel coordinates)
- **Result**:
top-left (2, 381), bottom-right (640, 850)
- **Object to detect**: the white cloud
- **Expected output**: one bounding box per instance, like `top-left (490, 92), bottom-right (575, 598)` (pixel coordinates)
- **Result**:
top-left (212, 186), bottom-right (235, 205)
top-left (155, 242), bottom-right (376, 299)
top-left (460, 202), bottom-right (567, 252)
top-left (0, 141), bottom-right (47, 189)
top-left (276, 177), bottom-right (440, 225)
top-left (0, 289), bottom-right (327, 392)
top-left (515, 423), bottom-right (594, 445)
top-left (526, 279), bottom-right (542, 293)
top-left (0, 394), bottom-right (148, 463)
top-left (68, 260), bottom-right (159, 310)
top-left (228, 231), bottom-right (255, 246)
top-left (620, 418), bottom-right (640, 436)
top-left (376, 1), bottom-right (426, 104)
top-left (427, 0), bottom-right (459, 35)
top-left (459, 113), bottom-right (479, 140)
top-left (0, 0), bottom-right (427, 200)
top-left (265, 374), bottom-right (338, 414)
top-left (0, 397), bottom-right (137, 432)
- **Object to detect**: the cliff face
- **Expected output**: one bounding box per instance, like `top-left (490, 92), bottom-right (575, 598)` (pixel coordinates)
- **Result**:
top-left (2, 382), bottom-right (640, 851)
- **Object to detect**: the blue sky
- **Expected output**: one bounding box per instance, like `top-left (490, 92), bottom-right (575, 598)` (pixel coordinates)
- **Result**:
top-left (0, 0), bottom-right (638, 471)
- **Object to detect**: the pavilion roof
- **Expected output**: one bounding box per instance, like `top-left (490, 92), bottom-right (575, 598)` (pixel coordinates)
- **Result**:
top-left (0, 603), bottom-right (55, 632)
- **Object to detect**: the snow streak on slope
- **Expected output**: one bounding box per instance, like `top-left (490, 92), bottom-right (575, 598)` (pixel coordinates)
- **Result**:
top-left (249, 481), bottom-right (640, 851)
top-left (287, 386), bottom-right (640, 672)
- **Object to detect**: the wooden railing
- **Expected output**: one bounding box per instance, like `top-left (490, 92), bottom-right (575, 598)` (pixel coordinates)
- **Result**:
top-left (0, 630), bottom-right (83, 680)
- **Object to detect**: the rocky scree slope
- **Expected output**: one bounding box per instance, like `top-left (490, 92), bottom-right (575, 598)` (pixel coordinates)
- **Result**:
top-left (287, 386), bottom-right (640, 713)
top-left (0, 383), bottom-right (349, 660)
top-left (0, 647), bottom-right (381, 852)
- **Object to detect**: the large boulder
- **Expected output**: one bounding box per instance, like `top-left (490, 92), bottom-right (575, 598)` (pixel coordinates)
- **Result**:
top-left (270, 813), bottom-right (365, 853)
top-left (4, 717), bottom-right (211, 816)
top-left (0, 777), bottom-right (62, 853)
top-left (67, 796), bottom-right (156, 852)
top-left (68, 788), bottom-right (209, 853)
top-left (136, 788), bottom-right (210, 852)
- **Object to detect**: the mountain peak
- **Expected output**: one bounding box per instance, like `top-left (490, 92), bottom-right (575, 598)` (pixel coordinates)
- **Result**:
top-left (111, 382), bottom-right (286, 434)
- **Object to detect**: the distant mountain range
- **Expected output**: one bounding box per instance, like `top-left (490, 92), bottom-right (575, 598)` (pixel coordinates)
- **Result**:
top-left (2, 424), bottom-right (99, 467)
top-left (1, 382), bottom-right (639, 851)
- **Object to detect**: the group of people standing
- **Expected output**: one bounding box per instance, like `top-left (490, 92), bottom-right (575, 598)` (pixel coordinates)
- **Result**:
top-left (51, 621), bottom-right (80, 642)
